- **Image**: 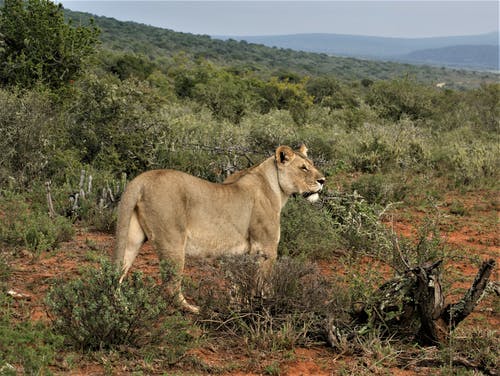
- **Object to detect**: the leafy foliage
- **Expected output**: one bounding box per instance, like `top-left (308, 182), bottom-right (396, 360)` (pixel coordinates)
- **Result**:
top-left (0, 88), bottom-right (61, 186)
top-left (190, 64), bottom-right (258, 124)
top-left (279, 197), bottom-right (342, 259)
top-left (321, 190), bottom-right (393, 256)
top-left (258, 77), bottom-right (313, 124)
top-left (46, 261), bottom-right (170, 350)
top-left (65, 73), bottom-right (168, 174)
top-left (0, 191), bottom-right (74, 255)
top-left (366, 77), bottom-right (437, 121)
top-left (0, 0), bottom-right (99, 89)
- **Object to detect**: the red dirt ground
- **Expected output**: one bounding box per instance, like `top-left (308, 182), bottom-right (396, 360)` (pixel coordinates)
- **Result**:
top-left (4, 190), bottom-right (499, 375)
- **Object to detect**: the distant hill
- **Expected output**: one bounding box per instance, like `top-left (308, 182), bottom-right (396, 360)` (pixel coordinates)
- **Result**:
top-left (398, 45), bottom-right (499, 70)
top-left (220, 32), bottom-right (499, 71)
top-left (62, 8), bottom-right (498, 86)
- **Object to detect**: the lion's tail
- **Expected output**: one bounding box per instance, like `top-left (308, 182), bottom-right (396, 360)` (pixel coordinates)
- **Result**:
top-left (113, 178), bottom-right (143, 270)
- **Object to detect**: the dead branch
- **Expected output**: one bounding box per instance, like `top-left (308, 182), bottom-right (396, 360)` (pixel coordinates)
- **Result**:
top-left (443, 258), bottom-right (496, 329)
top-left (327, 258), bottom-right (496, 347)
top-left (45, 180), bottom-right (56, 218)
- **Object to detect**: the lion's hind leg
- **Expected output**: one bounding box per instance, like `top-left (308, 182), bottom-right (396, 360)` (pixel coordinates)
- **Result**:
top-left (155, 233), bottom-right (200, 314)
top-left (118, 212), bottom-right (146, 283)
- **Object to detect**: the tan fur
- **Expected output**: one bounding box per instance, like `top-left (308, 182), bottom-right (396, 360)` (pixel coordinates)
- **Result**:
top-left (113, 145), bottom-right (325, 313)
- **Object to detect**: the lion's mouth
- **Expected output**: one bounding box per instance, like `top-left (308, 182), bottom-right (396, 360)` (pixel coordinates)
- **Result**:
top-left (302, 191), bottom-right (320, 203)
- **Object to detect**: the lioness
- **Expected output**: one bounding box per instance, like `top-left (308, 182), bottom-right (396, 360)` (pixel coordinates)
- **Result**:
top-left (114, 144), bottom-right (325, 313)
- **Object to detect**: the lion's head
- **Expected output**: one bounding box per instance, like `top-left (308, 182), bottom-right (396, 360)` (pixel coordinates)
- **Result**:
top-left (275, 144), bottom-right (325, 202)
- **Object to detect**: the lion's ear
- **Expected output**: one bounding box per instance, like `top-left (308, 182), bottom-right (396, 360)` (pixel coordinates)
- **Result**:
top-left (275, 145), bottom-right (295, 166)
top-left (297, 144), bottom-right (308, 156)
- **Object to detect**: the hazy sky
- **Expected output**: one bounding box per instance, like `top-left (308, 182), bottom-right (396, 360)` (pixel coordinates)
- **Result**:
top-left (60, 1), bottom-right (499, 38)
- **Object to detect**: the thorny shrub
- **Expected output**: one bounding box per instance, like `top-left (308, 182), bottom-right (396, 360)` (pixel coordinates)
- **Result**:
top-left (195, 256), bottom-right (342, 351)
top-left (321, 189), bottom-right (393, 257)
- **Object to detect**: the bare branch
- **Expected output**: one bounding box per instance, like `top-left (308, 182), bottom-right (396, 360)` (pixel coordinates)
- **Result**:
top-left (443, 258), bottom-right (496, 329)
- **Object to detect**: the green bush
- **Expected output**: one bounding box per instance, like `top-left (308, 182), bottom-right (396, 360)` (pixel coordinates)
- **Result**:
top-left (244, 110), bottom-right (298, 152)
top-left (0, 88), bottom-right (62, 186)
top-left (306, 76), bottom-right (360, 110)
top-left (350, 173), bottom-right (409, 206)
top-left (0, 0), bottom-right (99, 89)
top-left (443, 140), bottom-right (498, 187)
top-left (192, 68), bottom-right (258, 124)
top-left (258, 77), bottom-right (313, 125)
top-left (279, 197), bottom-right (342, 259)
top-left (107, 52), bottom-right (156, 80)
top-left (464, 83), bottom-right (500, 133)
top-left (322, 190), bottom-right (392, 257)
top-left (352, 135), bottom-right (397, 173)
top-left (366, 77), bottom-right (437, 121)
top-left (347, 121), bottom-right (431, 174)
top-left (0, 192), bottom-right (74, 255)
top-left (64, 73), bottom-right (168, 175)
top-left (46, 261), bottom-right (170, 350)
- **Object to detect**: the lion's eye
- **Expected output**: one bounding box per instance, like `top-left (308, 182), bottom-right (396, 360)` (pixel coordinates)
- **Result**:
top-left (301, 165), bottom-right (309, 172)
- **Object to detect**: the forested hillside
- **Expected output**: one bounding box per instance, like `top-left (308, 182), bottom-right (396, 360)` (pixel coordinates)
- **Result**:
top-left (64, 9), bottom-right (498, 86)
top-left (1, 1), bottom-right (499, 375)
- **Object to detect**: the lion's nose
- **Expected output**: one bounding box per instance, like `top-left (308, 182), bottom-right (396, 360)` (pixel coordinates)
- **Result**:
top-left (317, 178), bottom-right (326, 185)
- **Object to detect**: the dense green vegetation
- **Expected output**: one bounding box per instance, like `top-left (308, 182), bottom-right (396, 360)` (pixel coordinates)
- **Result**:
top-left (0, 1), bottom-right (498, 374)
top-left (0, 0), bottom-right (99, 89)
top-left (64, 8), bottom-right (498, 87)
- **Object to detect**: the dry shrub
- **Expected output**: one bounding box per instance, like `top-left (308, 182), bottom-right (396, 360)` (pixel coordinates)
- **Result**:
top-left (195, 255), bottom-right (344, 350)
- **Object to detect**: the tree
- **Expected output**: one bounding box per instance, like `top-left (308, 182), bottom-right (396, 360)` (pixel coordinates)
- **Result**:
top-left (306, 76), bottom-right (359, 110)
top-left (0, 0), bottom-right (100, 89)
top-left (366, 77), bottom-right (437, 121)
top-left (258, 77), bottom-right (313, 125)
top-left (193, 69), bottom-right (258, 124)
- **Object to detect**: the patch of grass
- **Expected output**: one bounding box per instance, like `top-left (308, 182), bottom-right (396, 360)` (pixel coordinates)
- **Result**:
top-left (438, 327), bottom-right (499, 375)
top-left (83, 249), bottom-right (107, 263)
top-left (0, 255), bottom-right (11, 292)
top-left (263, 361), bottom-right (281, 375)
top-left (0, 293), bottom-right (64, 375)
top-left (447, 200), bottom-right (468, 216)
